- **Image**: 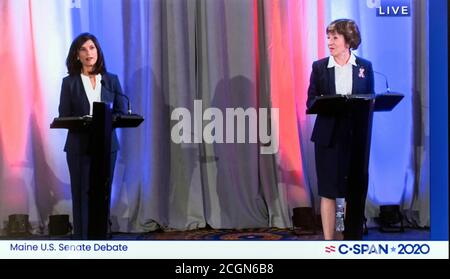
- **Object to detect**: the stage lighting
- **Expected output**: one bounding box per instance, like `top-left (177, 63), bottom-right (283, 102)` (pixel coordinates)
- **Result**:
top-left (292, 207), bottom-right (316, 235)
top-left (379, 205), bottom-right (404, 232)
top-left (48, 215), bottom-right (72, 236)
top-left (6, 214), bottom-right (32, 236)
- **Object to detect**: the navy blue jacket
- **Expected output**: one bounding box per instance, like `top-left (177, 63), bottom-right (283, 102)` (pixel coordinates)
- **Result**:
top-left (58, 72), bottom-right (126, 154)
top-left (307, 56), bottom-right (374, 146)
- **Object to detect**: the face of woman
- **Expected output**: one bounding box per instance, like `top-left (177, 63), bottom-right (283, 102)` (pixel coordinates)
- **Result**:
top-left (77, 39), bottom-right (98, 70)
top-left (327, 32), bottom-right (349, 58)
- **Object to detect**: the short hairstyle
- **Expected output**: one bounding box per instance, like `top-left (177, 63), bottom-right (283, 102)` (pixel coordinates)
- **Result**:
top-left (66, 33), bottom-right (107, 75)
top-left (326, 19), bottom-right (361, 50)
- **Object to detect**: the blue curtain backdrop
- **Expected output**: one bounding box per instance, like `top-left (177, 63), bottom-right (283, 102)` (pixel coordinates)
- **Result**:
top-left (0, 0), bottom-right (439, 235)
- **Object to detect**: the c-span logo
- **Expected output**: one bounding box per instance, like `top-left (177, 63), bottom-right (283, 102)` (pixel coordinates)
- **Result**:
top-left (325, 243), bottom-right (431, 256)
top-left (367, 0), bottom-right (411, 17)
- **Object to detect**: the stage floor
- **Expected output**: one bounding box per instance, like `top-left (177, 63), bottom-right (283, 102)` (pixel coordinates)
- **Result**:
top-left (0, 227), bottom-right (430, 241)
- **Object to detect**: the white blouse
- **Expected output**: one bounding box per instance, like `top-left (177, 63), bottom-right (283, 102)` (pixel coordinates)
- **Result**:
top-left (80, 73), bottom-right (102, 115)
top-left (327, 52), bottom-right (357, 95)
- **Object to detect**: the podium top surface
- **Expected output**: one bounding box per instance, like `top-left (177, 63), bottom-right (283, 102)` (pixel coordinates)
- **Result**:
top-left (50, 114), bottom-right (144, 129)
top-left (373, 93), bottom-right (404, 111)
top-left (306, 93), bottom-right (403, 114)
top-left (112, 114), bottom-right (144, 128)
top-left (50, 116), bottom-right (92, 129)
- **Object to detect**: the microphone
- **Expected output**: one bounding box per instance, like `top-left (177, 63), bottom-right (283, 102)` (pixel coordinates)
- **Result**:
top-left (373, 71), bottom-right (391, 93)
top-left (101, 79), bottom-right (131, 114)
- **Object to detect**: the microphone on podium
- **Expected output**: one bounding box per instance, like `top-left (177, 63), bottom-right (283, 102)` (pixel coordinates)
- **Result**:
top-left (101, 79), bottom-right (132, 115)
top-left (373, 71), bottom-right (391, 93)
top-left (371, 71), bottom-right (404, 111)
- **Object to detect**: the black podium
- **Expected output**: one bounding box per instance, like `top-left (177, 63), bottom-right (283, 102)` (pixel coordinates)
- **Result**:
top-left (306, 93), bottom-right (404, 115)
top-left (307, 93), bottom-right (403, 174)
top-left (307, 93), bottom-right (403, 238)
top-left (50, 102), bottom-right (143, 239)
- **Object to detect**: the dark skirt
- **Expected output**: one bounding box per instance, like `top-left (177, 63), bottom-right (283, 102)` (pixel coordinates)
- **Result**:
top-left (315, 141), bottom-right (350, 199)
top-left (314, 109), bottom-right (371, 199)
top-left (314, 114), bottom-right (352, 199)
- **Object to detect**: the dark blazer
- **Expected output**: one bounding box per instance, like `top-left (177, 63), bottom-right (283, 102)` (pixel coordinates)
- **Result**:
top-left (307, 56), bottom-right (374, 146)
top-left (58, 72), bottom-right (126, 154)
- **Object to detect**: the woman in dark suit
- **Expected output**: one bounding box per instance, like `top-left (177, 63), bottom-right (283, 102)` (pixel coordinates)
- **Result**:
top-left (307, 19), bottom-right (374, 240)
top-left (58, 33), bottom-right (126, 239)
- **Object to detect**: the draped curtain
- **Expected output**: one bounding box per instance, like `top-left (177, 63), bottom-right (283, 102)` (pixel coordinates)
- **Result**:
top-left (0, 0), bottom-right (428, 234)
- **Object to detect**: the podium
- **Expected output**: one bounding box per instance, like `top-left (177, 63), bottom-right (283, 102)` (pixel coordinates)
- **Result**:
top-left (307, 93), bottom-right (403, 172)
top-left (50, 102), bottom-right (144, 239)
top-left (307, 93), bottom-right (403, 237)
top-left (306, 93), bottom-right (404, 114)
